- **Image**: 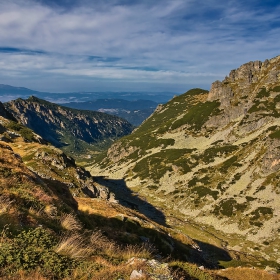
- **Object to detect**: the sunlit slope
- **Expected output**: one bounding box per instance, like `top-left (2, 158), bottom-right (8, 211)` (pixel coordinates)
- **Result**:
top-left (90, 55), bottom-right (280, 264)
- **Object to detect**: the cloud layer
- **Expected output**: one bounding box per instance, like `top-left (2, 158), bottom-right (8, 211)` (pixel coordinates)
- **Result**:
top-left (0, 0), bottom-right (280, 92)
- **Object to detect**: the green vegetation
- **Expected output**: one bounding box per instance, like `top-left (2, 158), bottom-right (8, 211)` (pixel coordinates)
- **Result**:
top-left (272, 86), bottom-right (280, 92)
top-left (219, 156), bottom-right (241, 173)
top-left (247, 86), bottom-right (280, 117)
top-left (134, 88), bottom-right (209, 135)
top-left (213, 199), bottom-right (247, 217)
top-left (192, 186), bottom-right (219, 200)
top-left (171, 101), bottom-right (220, 131)
top-left (202, 145), bottom-right (238, 164)
top-left (170, 261), bottom-right (215, 280)
top-left (0, 228), bottom-right (74, 278)
top-left (269, 129), bottom-right (280, 139)
top-left (6, 121), bottom-right (35, 141)
top-left (250, 207), bottom-right (273, 221)
top-left (256, 87), bottom-right (269, 98)
top-left (132, 149), bottom-right (196, 181)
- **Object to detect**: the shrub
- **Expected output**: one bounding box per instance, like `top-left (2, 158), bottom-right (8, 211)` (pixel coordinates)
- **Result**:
top-left (0, 227), bottom-right (75, 278)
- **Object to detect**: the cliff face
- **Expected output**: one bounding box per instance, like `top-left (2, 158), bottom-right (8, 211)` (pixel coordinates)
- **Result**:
top-left (90, 55), bottom-right (280, 263)
top-left (4, 96), bottom-right (133, 156)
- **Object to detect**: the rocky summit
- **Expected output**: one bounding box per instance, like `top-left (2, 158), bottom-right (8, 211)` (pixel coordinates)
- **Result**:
top-left (89, 55), bottom-right (280, 265)
top-left (4, 96), bottom-right (133, 158)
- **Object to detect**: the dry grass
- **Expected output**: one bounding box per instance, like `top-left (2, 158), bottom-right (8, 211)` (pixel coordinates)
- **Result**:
top-left (120, 243), bottom-right (155, 260)
top-left (0, 270), bottom-right (48, 280)
top-left (66, 256), bottom-right (149, 280)
top-left (217, 267), bottom-right (280, 280)
top-left (44, 204), bottom-right (57, 217)
top-left (55, 233), bottom-right (93, 259)
top-left (89, 230), bottom-right (154, 260)
top-left (60, 213), bottom-right (82, 231)
top-left (0, 196), bottom-right (13, 215)
top-left (76, 197), bottom-right (120, 217)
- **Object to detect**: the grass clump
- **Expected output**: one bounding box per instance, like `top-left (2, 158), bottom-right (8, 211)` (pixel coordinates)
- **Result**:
top-left (256, 88), bottom-right (269, 98)
top-left (219, 156), bottom-right (241, 173)
top-left (59, 213), bottom-right (82, 231)
top-left (192, 186), bottom-right (219, 200)
top-left (213, 199), bottom-right (247, 217)
top-left (170, 261), bottom-right (215, 280)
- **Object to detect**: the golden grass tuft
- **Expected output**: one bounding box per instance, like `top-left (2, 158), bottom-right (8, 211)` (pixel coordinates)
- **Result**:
top-left (120, 243), bottom-right (155, 260)
top-left (0, 195), bottom-right (13, 215)
top-left (60, 213), bottom-right (82, 231)
top-left (44, 204), bottom-right (57, 218)
top-left (217, 267), bottom-right (280, 280)
top-left (66, 256), bottom-right (149, 280)
top-left (55, 233), bottom-right (93, 259)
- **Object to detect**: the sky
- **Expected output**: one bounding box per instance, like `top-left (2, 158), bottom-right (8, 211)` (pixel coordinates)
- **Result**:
top-left (0, 0), bottom-right (280, 94)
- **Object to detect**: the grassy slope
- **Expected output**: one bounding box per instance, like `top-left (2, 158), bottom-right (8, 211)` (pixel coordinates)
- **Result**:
top-left (88, 59), bottom-right (280, 271)
top-left (0, 115), bottom-right (235, 279)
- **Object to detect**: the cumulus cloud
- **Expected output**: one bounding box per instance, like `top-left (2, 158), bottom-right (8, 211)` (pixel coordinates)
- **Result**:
top-left (0, 0), bottom-right (279, 92)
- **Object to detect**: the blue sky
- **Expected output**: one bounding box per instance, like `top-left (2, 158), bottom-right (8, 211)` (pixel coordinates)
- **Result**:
top-left (0, 0), bottom-right (280, 93)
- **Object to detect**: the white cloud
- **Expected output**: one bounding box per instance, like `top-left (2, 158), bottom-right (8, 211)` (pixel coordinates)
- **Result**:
top-left (0, 0), bottom-right (279, 92)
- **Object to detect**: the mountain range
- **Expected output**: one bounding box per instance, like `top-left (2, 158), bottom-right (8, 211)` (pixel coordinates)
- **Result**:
top-left (89, 55), bottom-right (280, 269)
top-left (0, 55), bottom-right (280, 278)
top-left (4, 96), bottom-right (133, 159)
top-left (0, 84), bottom-right (175, 103)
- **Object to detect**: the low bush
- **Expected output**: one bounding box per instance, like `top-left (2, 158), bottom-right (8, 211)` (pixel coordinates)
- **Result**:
top-left (0, 227), bottom-right (75, 279)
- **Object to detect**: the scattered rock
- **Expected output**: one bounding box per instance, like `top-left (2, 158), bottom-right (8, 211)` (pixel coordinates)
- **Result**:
top-left (130, 269), bottom-right (144, 279)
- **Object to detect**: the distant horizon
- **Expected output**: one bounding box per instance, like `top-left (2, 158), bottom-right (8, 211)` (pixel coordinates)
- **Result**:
top-left (0, 83), bottom-right (183, 94)
top-left (0, 83), bottom-right (181, 103)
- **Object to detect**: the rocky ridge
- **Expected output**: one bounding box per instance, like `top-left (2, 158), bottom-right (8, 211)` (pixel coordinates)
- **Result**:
top-left (89, 55), bottom-right (280, 265)
top-left (4, 96), bottom-right (133, 158)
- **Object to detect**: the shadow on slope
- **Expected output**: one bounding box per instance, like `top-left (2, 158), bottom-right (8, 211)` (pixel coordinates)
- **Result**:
top-left (78, 209), bottom-right (232, 269)
top-left (94, 176), bottom-right (167, 226)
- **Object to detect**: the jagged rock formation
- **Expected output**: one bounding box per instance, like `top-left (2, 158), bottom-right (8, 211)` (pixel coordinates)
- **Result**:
top-left (4, 96), bottom-right (133, 157)
top-left (90, 55), bottom-right (280, 264)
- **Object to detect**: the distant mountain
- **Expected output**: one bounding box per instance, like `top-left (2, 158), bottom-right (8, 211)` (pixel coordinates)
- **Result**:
top-left (4, 96), bottom-right (133, 157)
top-left (90, 55), bottom-right (280, 267)
top-left (0, 84), bottom-right (176, 103)
top-left (0, 84), bottom-right (39, 94)
top-left (62, 99), bottom-right (158, 126)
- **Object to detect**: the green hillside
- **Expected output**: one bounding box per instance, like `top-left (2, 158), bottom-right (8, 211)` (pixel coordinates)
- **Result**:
top-left (89, 56), bottom-right (280, 270)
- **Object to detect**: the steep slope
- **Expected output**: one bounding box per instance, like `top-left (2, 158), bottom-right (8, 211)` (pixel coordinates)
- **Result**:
top-left (0, 103), bottom-right (237, 279)
top-left (4, 96), bottom-right (133, 158)
top-left (62, 98), bottom-right (158, 126)
top-left (90, 55), bottom-right (280, 266)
